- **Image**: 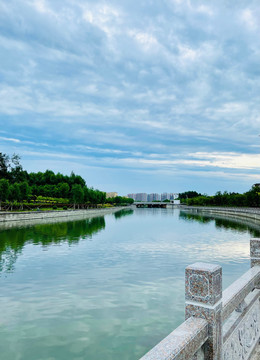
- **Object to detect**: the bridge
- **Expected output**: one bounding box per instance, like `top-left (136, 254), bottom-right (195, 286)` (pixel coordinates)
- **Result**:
top-left (134, 201), bottom-right (180, 208)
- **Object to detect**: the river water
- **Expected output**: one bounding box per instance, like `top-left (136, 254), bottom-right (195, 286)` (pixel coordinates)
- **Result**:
top-left (0, 208), bottom-right (259, 360)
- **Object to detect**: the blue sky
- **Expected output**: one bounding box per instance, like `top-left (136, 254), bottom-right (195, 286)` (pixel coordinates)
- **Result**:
top-left (0, 0), bottom-right (260, 196)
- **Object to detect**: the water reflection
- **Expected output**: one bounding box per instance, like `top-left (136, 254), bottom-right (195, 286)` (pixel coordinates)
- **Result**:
top-left (179, 211), bottom-right (260, 237)
top-left (0, 216), bottom-right (105, 273)
top-left (114, 209), bottom-right (134, 219)
top-left (0, 208), bottom-right (259, 360)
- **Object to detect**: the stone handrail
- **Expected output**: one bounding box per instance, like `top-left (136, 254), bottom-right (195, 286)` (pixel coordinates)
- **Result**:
top-left (140, 238), bottom-right (260, 360)
top-left (222, 265), bottom-right (260, 321)
top-left (140, 317), bottom-right (208, 360)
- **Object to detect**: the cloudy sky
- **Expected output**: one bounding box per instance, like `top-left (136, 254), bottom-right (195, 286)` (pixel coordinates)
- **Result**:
top-left (0, 0), bottom-right (260, 195)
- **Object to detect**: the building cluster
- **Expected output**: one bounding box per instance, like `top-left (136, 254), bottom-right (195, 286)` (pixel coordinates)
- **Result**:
top-left (127, 193), bottom-right (179, 202)
top-left (106, 192), bottom-right (118, 198)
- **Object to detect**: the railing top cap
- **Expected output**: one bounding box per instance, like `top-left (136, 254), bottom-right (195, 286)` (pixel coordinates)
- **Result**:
top-left (186, 262), bottom-right (221, 272)
top-left (140, 317), bottom-right (208, 360)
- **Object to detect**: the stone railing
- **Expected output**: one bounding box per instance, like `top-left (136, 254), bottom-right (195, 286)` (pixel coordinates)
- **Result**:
top-left (140, 238), bottom-right (260, 360)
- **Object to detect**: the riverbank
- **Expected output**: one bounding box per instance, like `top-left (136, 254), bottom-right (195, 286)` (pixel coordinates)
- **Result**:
top-left (0, 207), bottom-right (128, 224)
top-left (181, 205), bottom-right (260, 222)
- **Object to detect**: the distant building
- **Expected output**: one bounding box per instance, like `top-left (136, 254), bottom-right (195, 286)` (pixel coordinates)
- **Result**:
top-left (106, 192), bottom-right (118, 198)
top-left (135, 193), bottom-right (147, 202)
top-left (127, 192), bottom-right (179, 202)
top-left (127, 193), bottom-right (136, 200)
top-left (148, 193), bottom-right (161, 201)
top-left (161, 192), bottom-right (170, 201)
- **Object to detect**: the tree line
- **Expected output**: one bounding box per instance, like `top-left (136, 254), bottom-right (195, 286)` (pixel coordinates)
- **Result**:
top-left (0, 152), bottom-right (132, 210)
top-left (178, 187), bottom-right (260, 207)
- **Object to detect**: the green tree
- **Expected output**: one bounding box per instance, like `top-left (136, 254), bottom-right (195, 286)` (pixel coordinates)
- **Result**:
top-left (8, 183), bottom-right (21, 210)
top-left (0, 152), bottom-right (9, 179)
top-left (9, 154), bottom-right (24, 183)
top-left (71, 184), bottom-right (84, 209)
top-left (19, 181), bottom-right (30, 209)
top-left (0, 179), bottom-right (9, 210)
top-left (245, 187), bottom-right (260, 207)
top-left (57, 182), bottom-right (70, 198)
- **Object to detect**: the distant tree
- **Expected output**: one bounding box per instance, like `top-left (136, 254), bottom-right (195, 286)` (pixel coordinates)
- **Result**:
top-left (83, 186), bottom-right (89, 203)
top-left (0, 152), bottom-right (23, 182)
top-left (9, 154), bottom-right (23, 182)
top-left (8, 183), bottom-right (21, 210)
top-left (0, 152), bottom-right (9, 179)
top-left (19, 182), bottom-right (30, 209)
top-left (57, 182), bottom-right (70, 198)
top-left (0, 179), bottom-right (9, 210)
top-left (43, 170), bottom-right (55, 184)
top-left (178, 191), bottom-right (202, 201)
top-left (245, 187), bottom-right (260, 207)
top-left (71, 184), bottom-right (84, 209)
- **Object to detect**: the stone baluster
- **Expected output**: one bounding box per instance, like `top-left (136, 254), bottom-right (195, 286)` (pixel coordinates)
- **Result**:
top-left (251, 238), bottom-right (260, 290)
top-left (250, 238), bottom-right (260, 267)
top-left (185, 263), bottom-right (222, 360)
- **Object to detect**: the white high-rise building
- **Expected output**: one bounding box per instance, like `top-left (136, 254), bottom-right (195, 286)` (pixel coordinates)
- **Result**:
top-left (148, 193), bottom-right (161, 201)
top-left (127, 193), bottom-right (136, 200)
top-left (135, 193), bottom-right (147, 202)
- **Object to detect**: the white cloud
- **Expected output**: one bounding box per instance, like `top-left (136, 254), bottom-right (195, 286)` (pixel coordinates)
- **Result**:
top-left (0, 136), bottom-right (21, 143)
top-left (196, 5), bottom-right (213, 16)
top-left (32, 0), bottom-right (58, 18)
top-left (240, 9), bottom-right (257, 31)
top-left (82, 4), bottom-right (121, 37)
top-left (178, 44), bottom-right (198, 61)
top-left (0, 0), bottom-right (260, 194)
top-left (128, 30), bottom-right (159, 51)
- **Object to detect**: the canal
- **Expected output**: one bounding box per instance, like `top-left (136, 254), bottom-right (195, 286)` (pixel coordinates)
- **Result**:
top-left (0, 208), bottom-right (259, 360)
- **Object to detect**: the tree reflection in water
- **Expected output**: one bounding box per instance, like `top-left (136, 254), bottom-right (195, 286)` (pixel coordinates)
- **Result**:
top-left (179, 211), bottom-right (260, 237)
top-left (114, 209), bottom-right (134, 220)
top-left (0, 216), bottom-right (105, 273)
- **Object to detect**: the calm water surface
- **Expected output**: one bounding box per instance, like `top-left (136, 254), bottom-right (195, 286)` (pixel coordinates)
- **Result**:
top-left (0, 208), bottom-right (260, 360)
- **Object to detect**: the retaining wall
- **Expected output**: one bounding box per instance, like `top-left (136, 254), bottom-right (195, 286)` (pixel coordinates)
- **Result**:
top-left (0, 207), bottom-right (126, 223)
top-left (182, 206), bottom-right (260, 221)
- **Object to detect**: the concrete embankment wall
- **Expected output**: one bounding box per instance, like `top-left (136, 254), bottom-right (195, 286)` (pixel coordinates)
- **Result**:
top-left (182, 206), bottom-right (260, 222)
top-left (0, 207), bottom-right (127, 223)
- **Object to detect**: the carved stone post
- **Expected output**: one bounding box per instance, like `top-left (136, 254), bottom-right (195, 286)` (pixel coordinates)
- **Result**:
top-left (185, 263), bottom-right (222, 360)
top-left (250, 238), bottom-right (260, 267)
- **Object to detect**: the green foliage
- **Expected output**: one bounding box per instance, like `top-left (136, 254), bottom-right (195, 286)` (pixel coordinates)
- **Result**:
top-left (106, 196), bottom-right (134, 206)
top-left (0, 152), bottom-right (109, 210)
top-left (184, 187), bottom-right (260, 208)
top-left (178, 191), bottom-right (202, 200)
top-left (0, 153), bottom-right (9, 179)
top-left (0, 179), bottom-right (9, 203)
top-left (9, 183), bottom-right (21, 202)
top-left (35, 196), bottom-right (69, 204)
top-left (71, 184), bottom-right (84, 206)
top-left (19, 181), bottom-right (30, 201)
